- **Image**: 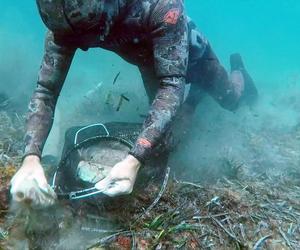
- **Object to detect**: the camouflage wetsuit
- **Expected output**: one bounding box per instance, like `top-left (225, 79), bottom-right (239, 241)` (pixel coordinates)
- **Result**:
top-left (24, 0), bottom-right (257, 163)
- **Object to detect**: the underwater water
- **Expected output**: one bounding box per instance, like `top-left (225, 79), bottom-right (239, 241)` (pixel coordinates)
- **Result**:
top-left (1, 1), bottom-right (300, 249)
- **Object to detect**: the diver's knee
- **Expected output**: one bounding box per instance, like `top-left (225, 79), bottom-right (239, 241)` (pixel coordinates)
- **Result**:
top-left (220, 99), bottom-right (239, 112)
top-left (216, 91), bottom-right (240, 111)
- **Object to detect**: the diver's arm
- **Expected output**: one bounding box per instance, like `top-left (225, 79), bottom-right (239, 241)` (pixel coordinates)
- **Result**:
top-left (130, 76), bottom-right (185, 162)
top-left (130, 1), bottom-right (189, 162)
top-left (23, 31), bottom-right (76, 159)
top-left (10, 31), bottom-right (75, 207)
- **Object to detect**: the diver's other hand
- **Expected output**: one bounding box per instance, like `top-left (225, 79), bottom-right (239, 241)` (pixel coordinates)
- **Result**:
top-left (10, 155), bottom-right (56, 208)
top-left (95, 155), bottom-right (141, 197)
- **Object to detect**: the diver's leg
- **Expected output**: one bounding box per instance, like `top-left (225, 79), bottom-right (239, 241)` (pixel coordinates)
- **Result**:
top-left (188, 43), bottom-right (253, 111)
top-left (184, 24), bottom-right (208, 113)
top-left (230, 53), bottom-right (258, 105)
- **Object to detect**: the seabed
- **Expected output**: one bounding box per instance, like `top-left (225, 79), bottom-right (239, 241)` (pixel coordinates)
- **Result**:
top-left (0, 98), bottom-right (300, 250)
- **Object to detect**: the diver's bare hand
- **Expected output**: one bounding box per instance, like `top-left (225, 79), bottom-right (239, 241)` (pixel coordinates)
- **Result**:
top-left (95, 155), bottom-right (141, 197)
top-left (10, 155), bottom-right (56, 208)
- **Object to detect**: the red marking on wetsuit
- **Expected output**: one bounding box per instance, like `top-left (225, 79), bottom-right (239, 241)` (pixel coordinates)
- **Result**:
top-left (164, 8), bottom-right (180, 25)
top-left (138, 138), bottom-right (152, 148)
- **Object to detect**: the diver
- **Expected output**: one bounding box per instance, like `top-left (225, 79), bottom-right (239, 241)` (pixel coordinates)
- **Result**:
top-left (10, 0), bottom-right (258, 207)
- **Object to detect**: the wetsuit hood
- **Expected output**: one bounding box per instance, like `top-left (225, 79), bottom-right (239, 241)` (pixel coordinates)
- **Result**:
top-left (36, 0), bottom-right (121, 37)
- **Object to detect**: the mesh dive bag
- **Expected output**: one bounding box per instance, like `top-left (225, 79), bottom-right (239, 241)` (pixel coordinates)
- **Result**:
top-left (53, 122), bottom-right (169, 199)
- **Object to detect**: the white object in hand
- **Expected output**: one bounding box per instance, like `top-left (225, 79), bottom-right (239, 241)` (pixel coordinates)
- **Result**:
top-left (10, 155), bottom-right (57, 208)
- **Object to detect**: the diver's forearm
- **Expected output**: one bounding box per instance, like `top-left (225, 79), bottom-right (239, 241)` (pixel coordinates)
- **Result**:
top-left (23, 87), bottom-right (57, 159)
top-left (130, 76), bottom-right (185, 162)
top-left (22, 31), bottom-right (76, 159)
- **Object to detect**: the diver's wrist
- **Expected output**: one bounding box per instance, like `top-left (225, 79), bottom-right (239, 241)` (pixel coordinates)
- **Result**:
top-left (23, 155), bottom-right (41, 164)
top-left (126, 154), bottom-right (141, 165)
